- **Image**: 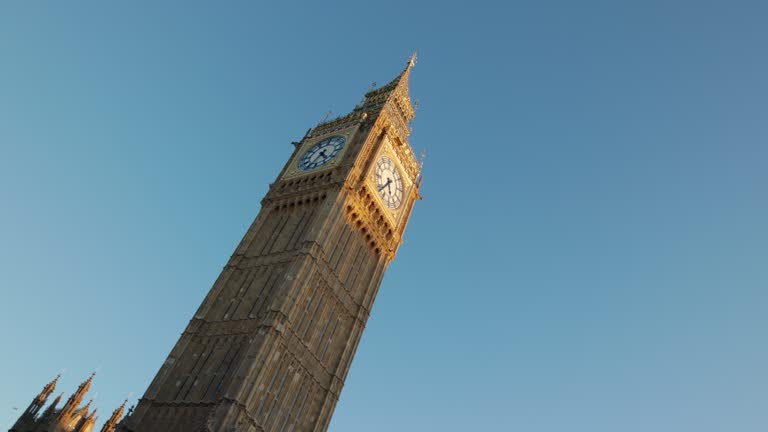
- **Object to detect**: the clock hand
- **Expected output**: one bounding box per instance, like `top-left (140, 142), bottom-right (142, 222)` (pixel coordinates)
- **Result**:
top-left (387, 178), bottom-right (392, 194)
top-left (378, 179), bottom-right (392, 192)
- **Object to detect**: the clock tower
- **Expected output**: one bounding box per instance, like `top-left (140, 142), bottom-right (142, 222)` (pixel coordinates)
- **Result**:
top-left (119, 56), bottom-right (422, 432)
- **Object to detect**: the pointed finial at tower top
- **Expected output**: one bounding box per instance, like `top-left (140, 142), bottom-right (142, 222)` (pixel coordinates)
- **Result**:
top-left (80, 371), bottom-right (96, 391)
top-left (33, 373), bottom-right (61, 404)
top-left (45, 373), bottom-right (61, 392)
top-left (353, 53), bottom-right (419, 135)
top-left (61, 372), bottom-right (96, 414)
top-left (398, 52), bottom-right (417, 86)
top-left (370, 53), bottom-right (418, 93)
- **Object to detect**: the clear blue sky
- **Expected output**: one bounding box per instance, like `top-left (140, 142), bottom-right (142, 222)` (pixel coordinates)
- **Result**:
top-left (1, 1), bottom-right (767, 431)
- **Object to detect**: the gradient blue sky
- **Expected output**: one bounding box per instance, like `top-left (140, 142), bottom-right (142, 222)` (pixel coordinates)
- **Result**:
top-left (1, 1), bottom-right (767, 431)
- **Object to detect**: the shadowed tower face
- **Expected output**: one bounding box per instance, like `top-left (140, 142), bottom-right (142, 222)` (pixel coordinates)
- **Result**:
top-left (120, 57), bottom-right (422, 432)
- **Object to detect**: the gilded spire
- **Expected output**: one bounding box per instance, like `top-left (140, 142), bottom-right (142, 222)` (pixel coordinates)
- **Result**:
top-left (74, 373), bottom-right (95, 401)
top-left (386, 54), bottom-right (416, 123)
top-left (80, 398), bottom-right (94, 415)
top-left (367, 53), bottom-right (416, 99)
top-left (399, 51), bottom-right (417, 93)
top-left (36, 373), bottom-right (61, 404)
top-left (78, 372), bottom-right (96, 397)
top-left (100, 400), bottom-right (128, 432)
top-left (43, 374), bottom-right (61, 397)
top-left (315, 54), bottom-right (418, 141)
top-left (357, 54), bottom-right (417, 132)
top-left (60, 372), bottom-right (96, 416)
top-left (11, 374), bottom-right (63, 428)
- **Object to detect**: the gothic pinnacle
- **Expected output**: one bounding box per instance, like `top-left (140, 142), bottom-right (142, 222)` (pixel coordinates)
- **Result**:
top-left (79, 372), bottom-right (96, 393)
top-left (35, 373), bottom-right (61, 404)
top-left (60, 372), bottom-right (96, 416)
top-left (73, 373), bottom-right (96, 402)
top-left (100, 400), bottom-right (128, 432)
top-left (80, 398), bottom-right (94, 416)
top-left (47, 373), bottom-right (62, 389)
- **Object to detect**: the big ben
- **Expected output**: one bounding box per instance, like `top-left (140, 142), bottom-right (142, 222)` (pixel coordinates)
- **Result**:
top-left (117, 56), bottom-right (422, 432)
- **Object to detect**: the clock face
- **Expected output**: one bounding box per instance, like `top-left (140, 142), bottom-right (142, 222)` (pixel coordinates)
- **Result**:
top-left (298, 136), bottom-right (346, 171)
top-left (375, 156), bottom-right (404, 209)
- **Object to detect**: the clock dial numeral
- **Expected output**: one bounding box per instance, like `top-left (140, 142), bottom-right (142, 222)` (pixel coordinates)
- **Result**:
top-left (298, 136), bottom-right (346, 171)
